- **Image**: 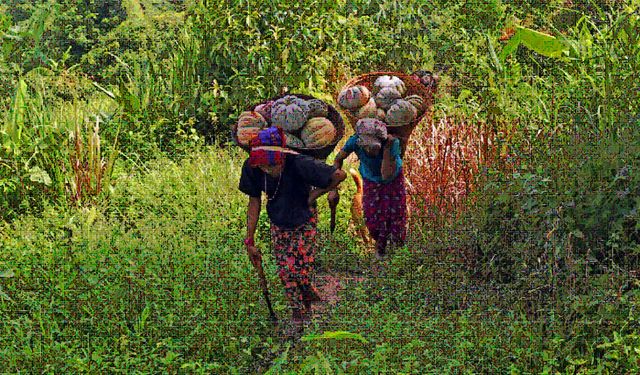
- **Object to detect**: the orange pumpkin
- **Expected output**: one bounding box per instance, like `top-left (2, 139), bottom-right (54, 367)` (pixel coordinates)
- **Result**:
top-left (338, 85), bottom-right (371, 110)
top-left (301, 117), bottom-right (336, 148)
top-left (236, 111), bottom-right (267, 146)
top-left (354, 98), bottom-right (378, 119)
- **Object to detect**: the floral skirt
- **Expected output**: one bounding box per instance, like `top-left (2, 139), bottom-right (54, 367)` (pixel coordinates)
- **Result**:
top-left (362, 170), bottom-right (407, 247)
top-left (270, 214), bottom-right (320, 312)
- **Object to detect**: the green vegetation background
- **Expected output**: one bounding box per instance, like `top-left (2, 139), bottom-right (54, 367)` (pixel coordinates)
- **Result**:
top-left (1, 0), bottom-right (639, 373)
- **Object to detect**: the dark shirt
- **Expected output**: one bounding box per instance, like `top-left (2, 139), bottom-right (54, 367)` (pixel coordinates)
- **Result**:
top-left (238, 153), bottom-right (337, 228)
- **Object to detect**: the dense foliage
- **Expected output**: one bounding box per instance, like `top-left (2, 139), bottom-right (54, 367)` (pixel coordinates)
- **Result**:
top-left (1, 0), bottom-right (638, 372)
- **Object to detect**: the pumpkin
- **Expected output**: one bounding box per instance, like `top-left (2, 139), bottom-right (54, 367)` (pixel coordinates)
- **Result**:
top-left (254, 100), bottom-right (274, 122)
top-left (270, 96), bottom-right (309, 132)
top-left (354, 98), bottom-right (377, 119)
top-left (285, 133), bottom-right (305, 149)
top-left (237, 110), bottom-right (267, 128)
top-left (385, 99), bottom-right (417, 127)
top-left (236, 127), bottom-right (261, 146)
top-left (273, 95), bottom-right (311, 113)
top-left (338, 85), bottom-right (370, 110)
top-left (373, 75), bottom-right (406, 96)
top-left (411, 69), bottom-right (431, 85)
top-left (374, 87), bottom-right (402, 110)
top-left (292, 96), bottom-right (310, 108)
top-left (305, 99), bottom-right (329, 118)
top-left (405, 95), bottom-right (426, 116)
top-left (236, 111), bottom-right (267, 145)
top-left (274, 95), bottom-right (300, 106)
top-left (301, 117), bottom-right (336, 148)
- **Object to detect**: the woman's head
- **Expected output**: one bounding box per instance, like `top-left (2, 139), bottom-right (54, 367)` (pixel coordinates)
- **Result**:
top-left (355, 118), bottom-right (387, 156)
top-left (249, 127), bottom-right (287, 170)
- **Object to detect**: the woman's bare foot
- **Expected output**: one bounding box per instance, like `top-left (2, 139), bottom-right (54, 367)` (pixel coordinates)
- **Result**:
top-left (283, 309), bottom-right (310, 339)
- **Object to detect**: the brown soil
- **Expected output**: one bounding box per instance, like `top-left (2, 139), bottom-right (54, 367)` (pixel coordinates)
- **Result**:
top-left (311, 272), bottom-right (365, 319)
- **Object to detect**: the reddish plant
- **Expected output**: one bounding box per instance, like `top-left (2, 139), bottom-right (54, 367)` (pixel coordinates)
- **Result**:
top-left (404, 115), bottom-right (516, 229)
top-left (68, 119), bottom-right (106, 205)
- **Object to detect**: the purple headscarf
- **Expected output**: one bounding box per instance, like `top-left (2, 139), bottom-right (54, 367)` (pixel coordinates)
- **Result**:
top-left (249, 127), bottom-right (287, 167)
top-left (355, 118), bottom-right (387, 149)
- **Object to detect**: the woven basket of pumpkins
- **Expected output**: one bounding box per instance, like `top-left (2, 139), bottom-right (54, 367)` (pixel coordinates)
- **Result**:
top-left (336, 71), bottom-right (437, 154)
top-left (233, 93), bottom-right (345, 160)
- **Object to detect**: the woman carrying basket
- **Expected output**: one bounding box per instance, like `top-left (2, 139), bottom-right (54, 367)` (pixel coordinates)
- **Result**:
top-left (239, 127), bottom-right (346, 329)
top-left (332, 119), bottom-right (407, 259)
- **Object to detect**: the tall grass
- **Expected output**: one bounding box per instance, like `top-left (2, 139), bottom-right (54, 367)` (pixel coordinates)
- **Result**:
top-left (3, 147), bottom-right (635, 373)
top-left (1, 147), bottom-right (297, 372)
top-left (1, 147), bottom-right (327, 372)
top-left (405, 115), bottom-right (514, 231)
top-left (0, 72), bottom-right (118, 219)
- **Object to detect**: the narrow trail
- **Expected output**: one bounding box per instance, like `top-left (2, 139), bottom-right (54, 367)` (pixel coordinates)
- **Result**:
top-left (311, 272), bottom-right (366, 323)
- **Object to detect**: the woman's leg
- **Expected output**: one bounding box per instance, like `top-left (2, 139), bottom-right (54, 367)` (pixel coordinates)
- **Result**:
top-left (363, 173), bottom-right (407, 256)
top-left (270, 217), bottom-right (319, 322)
top-left (271, 226), bottom-right (305, 318)
top-left (296, 215), bottom-right (321, 315)
top-left (362, 179), bottom-right (389, 257)
top-left (388, 173), bottom-right (407, 247)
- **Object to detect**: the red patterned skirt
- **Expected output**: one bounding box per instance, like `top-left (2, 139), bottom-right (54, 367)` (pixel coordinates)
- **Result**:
top-left (362, 170), bottom-right (407, 247)
top-left (270, 214), bottom-right (321, 312)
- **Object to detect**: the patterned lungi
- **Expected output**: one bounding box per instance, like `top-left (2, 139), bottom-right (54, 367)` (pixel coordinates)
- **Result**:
top-left (362, 170), bottom-right (407, 247)
top-left (270, 214), bottom-right (320, 312)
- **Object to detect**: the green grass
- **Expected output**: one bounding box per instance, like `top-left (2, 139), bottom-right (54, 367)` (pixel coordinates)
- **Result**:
top-left (1, 147), bottom-right (637, 373)
top-left (0, 146), bottom-right (362, 372)
top-left (2, 147), bottom-right (262, 372)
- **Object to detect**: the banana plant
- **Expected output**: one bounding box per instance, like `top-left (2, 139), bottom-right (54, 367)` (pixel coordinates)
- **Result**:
top-left (498, 26), bottom-right (570, 64)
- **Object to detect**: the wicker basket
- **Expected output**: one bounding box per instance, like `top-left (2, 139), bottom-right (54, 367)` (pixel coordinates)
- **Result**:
top-left (336, 71), bottom-right (437, 155)
top-left (232, 93), bottom-right (345, 160)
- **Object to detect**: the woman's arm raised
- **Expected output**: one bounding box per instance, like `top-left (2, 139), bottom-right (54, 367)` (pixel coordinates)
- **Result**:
top-left (381, 135), bottom-right (398, 181)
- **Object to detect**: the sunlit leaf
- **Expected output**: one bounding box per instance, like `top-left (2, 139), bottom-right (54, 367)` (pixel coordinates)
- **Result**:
top-left (302, 330), bottom-right (368, 343)
top-left (498, 30), bottom-right (521, 63)
top-left (487, 34), bottom-right (503, 72)
top-left (28, 166), bottom-right (52, 186)
top-left (518, 26), bottom-right (568, 58)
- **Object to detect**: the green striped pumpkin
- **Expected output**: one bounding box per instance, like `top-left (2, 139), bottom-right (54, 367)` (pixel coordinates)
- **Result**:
top-left (301, 117), bottom-right (336, 148)
top-left (270, 96), bottom-right (309, 132)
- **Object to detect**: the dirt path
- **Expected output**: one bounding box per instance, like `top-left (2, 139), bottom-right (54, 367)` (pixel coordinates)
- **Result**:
top-left (311, 272), bottom-right (365, 322)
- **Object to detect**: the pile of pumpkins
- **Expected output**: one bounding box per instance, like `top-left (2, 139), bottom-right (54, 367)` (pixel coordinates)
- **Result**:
top-left (236, 95), bottom-right (337, 149)
top-left (337, 75), bottom-right (427, 128)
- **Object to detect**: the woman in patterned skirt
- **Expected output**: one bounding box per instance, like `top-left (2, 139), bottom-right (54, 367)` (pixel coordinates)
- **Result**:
top-left (239, 127), bottom-right (346, 329)
top-left (332, 119), bottom-right (407, 259)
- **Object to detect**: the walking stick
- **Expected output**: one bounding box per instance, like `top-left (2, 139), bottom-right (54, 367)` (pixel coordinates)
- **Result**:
top-left (248, 249), bottom-right (278, 324)
top-left (328, 189), bottom-right (339, 233)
